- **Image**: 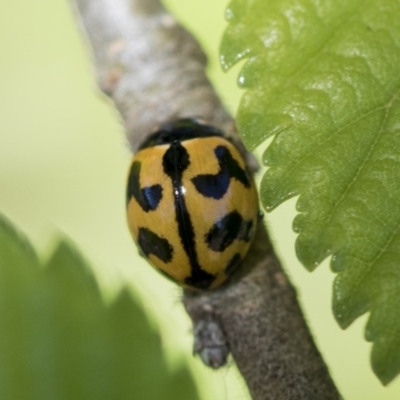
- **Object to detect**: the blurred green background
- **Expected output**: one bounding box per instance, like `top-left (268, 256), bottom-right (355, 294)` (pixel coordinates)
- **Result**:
top-left (0, 0), bottom-right (399, 398)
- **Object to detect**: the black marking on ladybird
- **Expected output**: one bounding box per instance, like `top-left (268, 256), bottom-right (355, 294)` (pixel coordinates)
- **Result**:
top-left (138, 227), bottom-right (173, 263)
top-left (127, 161), bottom-right (163, 211)
top-left (192, 145), bottom-right (251, 200)
top-left (184, 273), bottom-right (216, 290)
top-left (163, 141), bottom-right (216, 289)
top-left (162, 139), bottom-right (191, 173)
top-left (206, 211), bottom-right (253, 252)
top-left (242, 220), bottom-right (254, 242)
top-left (225, 253), bottom-right (242, 276)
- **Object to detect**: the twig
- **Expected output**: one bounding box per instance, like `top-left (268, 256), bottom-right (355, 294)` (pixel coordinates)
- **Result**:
top-left (71, 0), bottom-right (341, 398)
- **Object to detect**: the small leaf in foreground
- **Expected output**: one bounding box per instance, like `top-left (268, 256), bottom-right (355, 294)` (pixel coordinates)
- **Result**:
top-left (221, 0), bottom-right (400, 384)
top-left (0, 215), bottom-right (199, 400)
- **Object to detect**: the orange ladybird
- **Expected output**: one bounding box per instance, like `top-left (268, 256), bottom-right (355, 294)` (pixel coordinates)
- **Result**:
top-left (126, 119), bottom-right (259, 290)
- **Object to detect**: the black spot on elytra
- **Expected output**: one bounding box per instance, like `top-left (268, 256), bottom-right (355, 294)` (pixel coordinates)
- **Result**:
top-left (127, 161), bottom-right (163, 211)
top-left (162, 141), bottom-right (190, 179)
top-left (162, 141), bottom-right (216, 290)
top-left (206, 211), bottom-right (253, 252)
top-left (138, 227), bottom-right (173, 263)
top-left (191, 145), bottom-right (251, 200)
top-left (225, 253), bottom-right (242, 276)
top-left (241, 220), bottom-right (254, 242)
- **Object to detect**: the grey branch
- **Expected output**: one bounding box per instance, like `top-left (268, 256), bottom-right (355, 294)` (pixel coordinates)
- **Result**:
top-left (71, 0), bottom-right (341, 398)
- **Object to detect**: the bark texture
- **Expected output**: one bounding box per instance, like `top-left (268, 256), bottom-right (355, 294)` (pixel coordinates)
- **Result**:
top-left (71, 0), bottom-right (342, 398)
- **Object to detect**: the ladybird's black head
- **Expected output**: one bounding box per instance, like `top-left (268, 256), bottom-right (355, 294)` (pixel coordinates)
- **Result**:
top-left (139, 119), bottom-right (224, 150)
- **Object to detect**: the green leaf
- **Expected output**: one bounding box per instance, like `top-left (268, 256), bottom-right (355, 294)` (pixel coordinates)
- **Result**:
top-left (221, 0), bottom-right (400, 384)
top-left (0, 215), bottom-right (199, 400)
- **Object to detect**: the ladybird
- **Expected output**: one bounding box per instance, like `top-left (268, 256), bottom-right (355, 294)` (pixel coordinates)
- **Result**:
top-left (126, 119), bottom-right (259, 290)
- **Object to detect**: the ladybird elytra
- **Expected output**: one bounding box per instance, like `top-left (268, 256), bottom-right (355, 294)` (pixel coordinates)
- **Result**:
top-left (126, 119), bottom-right (259, 290)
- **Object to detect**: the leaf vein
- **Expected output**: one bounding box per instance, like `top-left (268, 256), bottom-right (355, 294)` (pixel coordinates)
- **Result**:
top-left (282, 0), bottom-right (368, 91)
